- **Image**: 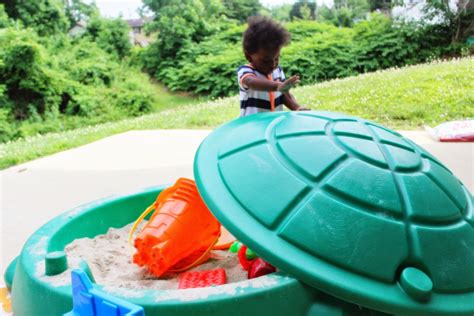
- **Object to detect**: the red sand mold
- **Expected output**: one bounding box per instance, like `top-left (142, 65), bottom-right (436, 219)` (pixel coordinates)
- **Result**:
top-left (179, 269), bottom-right (227, 289)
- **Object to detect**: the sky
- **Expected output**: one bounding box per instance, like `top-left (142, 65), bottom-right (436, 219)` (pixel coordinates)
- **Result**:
top-left (94, 0), bottom-right (324, 19)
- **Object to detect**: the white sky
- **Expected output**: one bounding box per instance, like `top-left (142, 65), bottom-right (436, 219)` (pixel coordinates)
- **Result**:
top-left (94, 0), bottom-right (329, 19)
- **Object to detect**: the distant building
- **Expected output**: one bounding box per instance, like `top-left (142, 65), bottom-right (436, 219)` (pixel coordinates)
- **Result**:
top-left (392, 0), bottom-right (457, 23)
top-left (69, 20), bottom-right (87, 38)
top-left (127, 18), bottom-right (145, 34)
top-left (125, 18), bottom-right (153, 47)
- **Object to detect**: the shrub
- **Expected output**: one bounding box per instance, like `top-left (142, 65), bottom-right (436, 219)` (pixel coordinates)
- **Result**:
top-left (0, 4), bottom-right (10, 28)
top-left (0, 28), bottom-right (62, 119)
top-left (3, 0), bottom-right (68, 36)
top-left (84, 15), bottom-right (132, 59)
top-left (141, 16), bottom-right (469, 98)
top-left (0, 25), bottom-right (157, 142)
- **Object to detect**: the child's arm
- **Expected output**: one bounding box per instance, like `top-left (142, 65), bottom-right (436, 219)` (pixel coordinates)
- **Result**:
top-left (282, 92), bottom-right (308, 111)
top-left (242, 75), bottom-right (300, 92)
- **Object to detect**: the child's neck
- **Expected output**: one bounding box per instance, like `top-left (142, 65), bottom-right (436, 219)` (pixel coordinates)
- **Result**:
top-left (248, 63), bottom-right (270, 76)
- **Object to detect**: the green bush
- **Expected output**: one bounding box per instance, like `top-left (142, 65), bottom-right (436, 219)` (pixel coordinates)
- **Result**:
top-left (351, 14), bottom-right (456, 73)
top-left (0, 28), bottom-right (62, 119)
top-left (140, 15), bottom-right (468, 98)
top-left (282, 26), bottom-right (357, 83)
top-left (0, 25), bottom-right (156, 142)
top-left (84, 15), bottom-right (132, 59)
top-left (3, 0), bottom-right (69, 36)
top-left (0, 83), bottom-right (15, 142)
top-left (0, 4), bottom-right (10, 28)
top-left (64, 41), bottom-right (117, 86)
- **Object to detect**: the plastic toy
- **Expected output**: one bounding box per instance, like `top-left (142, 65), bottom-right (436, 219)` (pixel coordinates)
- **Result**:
top-left (237, 245), bottom-right (253, 271)
top-left (229, 241), bottom-right (242, 253)
top-left (65, 269), bottom-right (144, 316)
top-left (0, 287), bottom-right (11, 313)
top-left (235, 244), bottom-right (276, 278)
top-left (178, 269), bottom-right (227, 289)
top-left (248, 258), bottom-right (276, 279)
top-left (5, 111), bottom-right (474, 316)
top-left (130, 178), bottom-right (221, 277)
top-left (212, 226), bottom-right (236, 250)
top-left (194, 111), bottom-right (474, 315)
top-left (244, 248), bottom-right (257, 260)
top-left (229, 241), bottom-right (254, 259)
top-left (5, 186), bottom-right (338, 316)
top-left (426, 119), bottom-right (474, 142)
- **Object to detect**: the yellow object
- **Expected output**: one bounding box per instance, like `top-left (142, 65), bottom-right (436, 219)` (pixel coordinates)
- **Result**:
top-left (0, 287), bottom-right (12, 313)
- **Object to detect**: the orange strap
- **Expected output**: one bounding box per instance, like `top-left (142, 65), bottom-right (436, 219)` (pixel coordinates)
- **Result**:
top-left (246, 64), bottom-right (275, 112)
top-left (267, 74), bottom-right (275, 112)
top-left (168, 234), bottom-right (220, 273)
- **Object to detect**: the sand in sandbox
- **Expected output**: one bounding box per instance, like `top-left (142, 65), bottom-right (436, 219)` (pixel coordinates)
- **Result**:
top-left (60, 222), bottom-right (248, 291)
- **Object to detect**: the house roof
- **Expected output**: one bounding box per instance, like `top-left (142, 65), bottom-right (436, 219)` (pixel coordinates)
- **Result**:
top-left (75, 20), bottom-right (87, 28)
top-left (126, 19), bottom-right (143, 27)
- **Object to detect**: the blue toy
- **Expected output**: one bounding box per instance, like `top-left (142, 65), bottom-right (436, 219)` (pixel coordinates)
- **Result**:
top-left (64, 269), bottom-right (145, 316)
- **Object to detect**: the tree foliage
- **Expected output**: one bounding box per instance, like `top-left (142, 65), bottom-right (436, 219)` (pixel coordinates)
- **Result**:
top-left (367, 0), bottom-right (392, 12)
top-left (84, 14), bottom-right (132, 59)
top-left (136, 14), bottom-right (464, 98)
top-left (290, 0), bottom-right (317, 20)
top-left (143, 0), bottom-right (221, 61)
top-left (318, 0), bottom-right (371, 26)
top-left (268, 4), bottom-right (293, 22)
top-left (420, 0), bottom-right (474, 42)
top-left (64, 0), bottom-right (98, 26)
top-left (0, 25), bottom-right (154, 142)
top-left (222, 0), bottom-right (262, 22)
top-left (0, 4), bottom-right (10, 27)
top-left (3, 0), bottom-right (68, 35)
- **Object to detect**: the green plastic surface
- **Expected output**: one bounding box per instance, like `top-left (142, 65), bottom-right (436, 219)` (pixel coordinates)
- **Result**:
top-left (7, 186), bottom-right (378, 316)
top-left (4, 256), bottom-right (17, 290)
top-left (194, 111), bottom-right (474, 315)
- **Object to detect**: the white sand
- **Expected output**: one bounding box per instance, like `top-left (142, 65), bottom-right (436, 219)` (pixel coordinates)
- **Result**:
top-left (61, 222), bottom-right (248, 291)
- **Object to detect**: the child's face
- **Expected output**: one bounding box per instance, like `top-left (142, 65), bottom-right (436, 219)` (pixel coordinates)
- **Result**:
top-left (245, 47), bottom-right (281, 75)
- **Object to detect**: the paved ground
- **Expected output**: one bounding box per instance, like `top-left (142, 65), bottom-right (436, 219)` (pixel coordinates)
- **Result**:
top-left (1, 129), bottom-right (473, 291)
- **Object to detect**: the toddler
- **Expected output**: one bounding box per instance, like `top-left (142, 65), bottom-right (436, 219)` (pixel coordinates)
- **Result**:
top-left (237, 16), bottom-right (307, 117)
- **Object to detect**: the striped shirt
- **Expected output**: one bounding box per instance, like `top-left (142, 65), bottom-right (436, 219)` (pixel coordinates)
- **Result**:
top-left (237, 64), bottom-right (286, 117)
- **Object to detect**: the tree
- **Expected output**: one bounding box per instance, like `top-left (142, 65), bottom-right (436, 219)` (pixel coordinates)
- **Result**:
top-left (84, 15), bottom-right (132, 59)
top-left (317, 0), bottom-right (370, 26)
top-left (222, 0), bottom-right (262, 22)
top-left (300, 3), bottom-right (314, 19)
top-left (64, 0), bottom-right (98, 26)
top-left (0, 4), bottom-right (10, 28)
top-left (420, 0), bottom-right (474, 42)
top-left (334, 0), bottom-right (370, 18)
top-left (290, 0), bottom-right (317, 20)
top-left (143, 0), bottom-right (223, 61)
top-left (269, 4), bottom-right (293, 21)
top-left (3, 0), bottom-right (68, 35)
top-left (367, 0), bottom-right (393, 12)
top-left (317, 4), bottom-right (336, 22)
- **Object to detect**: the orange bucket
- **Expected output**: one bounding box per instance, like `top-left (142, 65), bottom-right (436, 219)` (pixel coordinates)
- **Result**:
top-left (131, 178), bottom-right (221, 277)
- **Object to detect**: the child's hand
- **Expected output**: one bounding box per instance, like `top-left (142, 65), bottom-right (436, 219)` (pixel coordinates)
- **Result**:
top-left (296, 106), bottom-right (310, 111)
top-left (277, 75), bottom-right (299, 93)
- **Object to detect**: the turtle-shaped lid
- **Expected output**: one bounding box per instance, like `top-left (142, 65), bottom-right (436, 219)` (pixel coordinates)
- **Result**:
top-left (194, 111), bottom-right (474, 315)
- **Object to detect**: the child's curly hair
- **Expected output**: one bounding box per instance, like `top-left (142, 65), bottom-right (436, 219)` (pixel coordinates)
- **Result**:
top-left (243, 16), bottom-right (291, 54)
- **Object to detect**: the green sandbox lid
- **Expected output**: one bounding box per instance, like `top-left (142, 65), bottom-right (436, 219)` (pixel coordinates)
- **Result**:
top-left (194, 111), bottom-right (474, 315)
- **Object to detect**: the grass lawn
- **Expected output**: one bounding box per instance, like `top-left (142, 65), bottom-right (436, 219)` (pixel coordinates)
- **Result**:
top-left (151, 82), bottom-right (200, 111)
top-left (1, 58), bottom-right (473, 169)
